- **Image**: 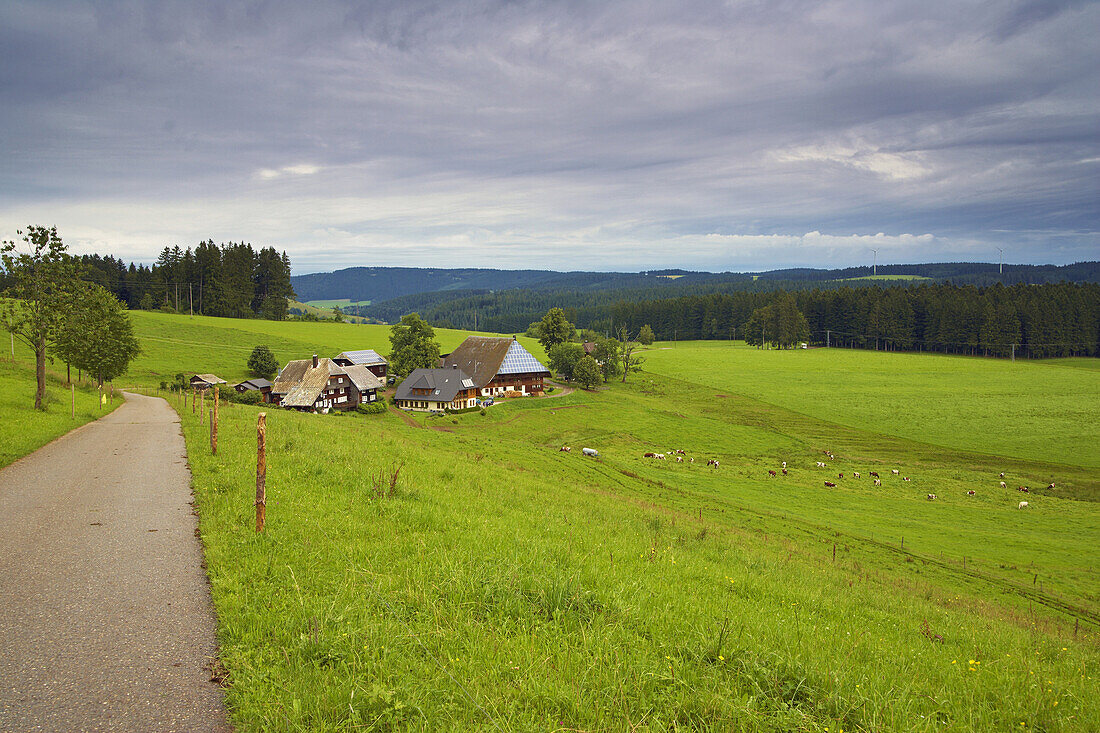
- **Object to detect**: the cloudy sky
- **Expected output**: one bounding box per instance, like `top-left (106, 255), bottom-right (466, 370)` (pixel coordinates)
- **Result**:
top-left (1, 1), bottom-right (1097, 274)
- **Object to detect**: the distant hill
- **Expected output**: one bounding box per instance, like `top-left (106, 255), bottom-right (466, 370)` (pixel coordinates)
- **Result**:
top-left (291, 262), bottom-right (1100, 305)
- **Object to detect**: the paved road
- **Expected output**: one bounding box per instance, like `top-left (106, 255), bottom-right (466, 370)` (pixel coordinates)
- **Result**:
top-left (0, 392), bottom-right (229, 732)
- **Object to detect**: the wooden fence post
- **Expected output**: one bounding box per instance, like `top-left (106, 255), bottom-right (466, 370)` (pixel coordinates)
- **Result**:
top-left (255, 412), bottom-right (267, 532)
top-left (200, 389), bottom-right (205, 425)
top-left (212, 385), bottom-right (219, 455)
top-left (71, 384), bottom-right (75, 418)
top-left (192, 387), bottom-right (197, 415)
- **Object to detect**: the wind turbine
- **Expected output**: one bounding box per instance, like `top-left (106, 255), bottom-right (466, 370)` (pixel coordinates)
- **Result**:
top-left (872, 249), bottom-right (878, 277)
top-left (997, 247), bottom-right (1004, 275)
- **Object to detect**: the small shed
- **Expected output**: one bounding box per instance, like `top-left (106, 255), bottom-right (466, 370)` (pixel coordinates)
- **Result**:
top-left (233, 378), bottom-right (274, 401)
top-left (190, 374), bottom-right (227, 390)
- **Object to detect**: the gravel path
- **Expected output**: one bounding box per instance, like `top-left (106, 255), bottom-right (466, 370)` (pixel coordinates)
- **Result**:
top-left (0, 391), bottom-right (229, 732)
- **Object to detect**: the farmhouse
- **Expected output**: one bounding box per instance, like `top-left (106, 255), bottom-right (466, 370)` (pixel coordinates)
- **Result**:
top-left (332, 349), bottom-right (388, 380)
top-left (440, 336), bottom-right (550, 397)
top-left (394, 367), bottom-right (478, 412)
top-left (233, 378), bottom-right (274, 402)
top-left (342, 364), bottom-right (384, 404)
top-left (270, 355), bottom-right (368, 411)
top-left (190, 374), bottom-right (227, 390)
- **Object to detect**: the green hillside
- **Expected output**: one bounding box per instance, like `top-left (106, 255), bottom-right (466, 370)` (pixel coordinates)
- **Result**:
top-left (132, 315), bottom-right (1099, 731)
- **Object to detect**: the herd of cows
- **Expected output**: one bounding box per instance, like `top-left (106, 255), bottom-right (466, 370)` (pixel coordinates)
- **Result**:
top-left (557, 444), bottom-right (1052, 511)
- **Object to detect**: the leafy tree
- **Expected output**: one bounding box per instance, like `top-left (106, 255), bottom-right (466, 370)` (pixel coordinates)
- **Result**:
top-left (638, 324), bottom-right (655, 345)
top-left (592, 336), bottom-right (622, 380)
top-left (524, 322), bottom-right (541, 338)
top-left (616, 327), bottom-right (645, 382)
top-left (53, 285), bottom-right (141, 387)
top-left (331, 307), bottom-right (345, 323)
top-left (578, 328), bottom-right (601, 343)
top-left (572, 355), bottom-right (603, 389)
top-left (534, 307), bottom-right (576, 352)
top-left (1, 226), bottom-right (81, 409)
top-left (247, 345), bottom-right (279, 379)
top-left (388, 312), bottom-right (441, 377)
top-left (548, 342), bottom-right (584, 379)
top-left (139, 292), bottom-right (155, 311)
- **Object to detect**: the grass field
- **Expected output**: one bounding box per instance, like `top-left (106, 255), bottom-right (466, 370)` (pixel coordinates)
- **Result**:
top-left (153, 318), bottom-right (1099, 731)
top-left (643, 342), bottom-right (1100, 470)
top-left (305, 298), bottom-right (372, 309)
top-left (0, 349), bottom-right (123, 469)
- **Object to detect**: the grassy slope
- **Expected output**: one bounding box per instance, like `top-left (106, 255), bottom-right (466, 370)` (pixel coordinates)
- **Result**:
top-left (166, 322), bottom-right (1099, 730)
top-left (642, 341), bottom-right (1100, 469)
top-left (0, 342), bottom-right (124, 469)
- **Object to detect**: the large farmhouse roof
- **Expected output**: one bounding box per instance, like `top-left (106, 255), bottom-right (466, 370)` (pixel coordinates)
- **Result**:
top-left (342, 365), bottom-right (384, 392)
top-left (334, 349), bottom-right (387, 367)
top-left (191, 373), bottom-right (227, 385)
top-left (441, 336), bottom-right (549, 388)
top-left (395, 367), bottom-right (475, 403)
top-left (274, 358), bottom-right (343, 408)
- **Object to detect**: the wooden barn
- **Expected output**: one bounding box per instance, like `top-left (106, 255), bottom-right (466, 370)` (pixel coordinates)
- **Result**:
top-left (440, 336), bottom-right (550, 397)
top-left (190, 374), bottom-right (227, 391)
top-left (394, 367), bottom-right (478, 412)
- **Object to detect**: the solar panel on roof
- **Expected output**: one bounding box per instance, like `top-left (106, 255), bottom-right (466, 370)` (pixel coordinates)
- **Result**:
top-left (339, 349), bottom-right (386, 365)
top-left (497, 341), bottom-right (548, 375)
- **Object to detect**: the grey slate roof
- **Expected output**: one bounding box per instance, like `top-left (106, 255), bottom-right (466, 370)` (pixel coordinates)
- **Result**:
top-left (236, 378), bottom-right (273, 390)
top-left (394, 368), bottom-right (475, 404)
top-left (441, 336), bottom-right (548, 388)
top-left (334, 349), bottom-right (388, 367)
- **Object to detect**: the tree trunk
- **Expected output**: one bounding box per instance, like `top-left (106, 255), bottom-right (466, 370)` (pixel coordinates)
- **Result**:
top-left (34, 337), bottom-right (46, 410)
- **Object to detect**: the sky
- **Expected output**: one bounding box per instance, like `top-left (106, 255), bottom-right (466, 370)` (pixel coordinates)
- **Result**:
top-left (1, 0), bottom-right (1097, 275)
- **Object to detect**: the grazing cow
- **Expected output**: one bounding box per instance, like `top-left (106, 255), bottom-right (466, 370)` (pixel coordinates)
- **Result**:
top-left (707, 459), bottom-right (720, 468)
top-left (816, 461), bottom-right (827, 468)
top-left (690, 457), bottom-right (695, 463)
top-left (1000, 472), bottom-right (1005, 479)
top-left (1018, 486), bottom-right (1029, 493)
top-left (782, 461), bottom-right (787, 469)
top-left (656, 453), bottom-right (666, 460)
top-left (1018, 501), bottom-right (1028, 509)
top-left (999, 481), bottom-right (1007, 488)
top-left (644, 452), bottom-right (656, 458)
top-left (781, 469), bottom-right (788, 476)
top-left (891, 469), bottom-right (900, 475)
top-left (768, 470), bottom-right (777, 477)
top-left (873, 479), bottom-right (882, 486)
top-left (560, 446), bottom-right (572, 452)
top-left (853, 472), bottom-right (861, 478)
top-left (824, 481), bottom-right (837, 488)
top-left (967, 490), bottom-right (975, 495)
top-left (675, 449), bottom-right (686, 455)
top-left (838, 473), bottom-right (844, 479)
top-left (903, 477), bottom-right (911, 482)
top-left (1047, 483), bottom-right (1056, 489)
top-left (869, 471), bottom-right (880, 478)
top-left (927, 494), bottom-right (937, 500)
top-left (676, 456), bottom-right (684, 463)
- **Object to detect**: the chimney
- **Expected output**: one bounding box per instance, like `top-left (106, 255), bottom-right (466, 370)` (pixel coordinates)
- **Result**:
top-left (312, 354), bottom-right (319, 368)
top-left (513, 335), bottom-right (517, 340)
top-left (452, 364), bottom-right (457, 369)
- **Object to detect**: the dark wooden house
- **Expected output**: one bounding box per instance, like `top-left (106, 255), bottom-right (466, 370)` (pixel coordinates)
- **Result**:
top-left (440, 336), bottom-right (550, 398)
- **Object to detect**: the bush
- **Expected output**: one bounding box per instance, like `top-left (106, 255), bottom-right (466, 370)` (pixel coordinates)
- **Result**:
top-left (356, 401), bottom-right (388, 415)
top-left (545, 386), bottom-right (556, 394)
top-left (228, 390), bottom-right (263, 405)
top-left (480, 408), bottom-right (487, 416)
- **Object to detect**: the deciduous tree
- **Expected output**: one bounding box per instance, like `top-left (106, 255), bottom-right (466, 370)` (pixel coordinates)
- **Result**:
top-left (53, 284), bottom-right (141, 388)
top-left (248, 345), bottom-right (279, 379)
top-left (1, 226), bottom-right (80, 409)
top-left (535, 307), bottom-right (576, 352)
top-left (388, 312), bottom-right (440, 377)
top-left (572, 355), bottom-right (603, 389)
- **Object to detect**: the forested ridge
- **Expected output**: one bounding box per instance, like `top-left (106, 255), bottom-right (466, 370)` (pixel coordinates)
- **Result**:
top-left (374, 282), bottom-right (1099, 359)
top-left (67, 242), bottom-right (295, 320)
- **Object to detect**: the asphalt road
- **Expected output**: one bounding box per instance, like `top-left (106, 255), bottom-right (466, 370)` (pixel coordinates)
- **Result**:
top-left (0, 391), bottom-right (229, 732)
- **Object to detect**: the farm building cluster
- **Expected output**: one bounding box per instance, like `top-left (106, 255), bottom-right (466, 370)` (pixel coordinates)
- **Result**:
top-left (188, 336), bottom-right (550, 415)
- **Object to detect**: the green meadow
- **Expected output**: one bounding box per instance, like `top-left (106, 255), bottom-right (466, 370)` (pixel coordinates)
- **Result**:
top-left (0, 346), bottom-right (123, 469)
top-left (129, 312), bottom-right (1096, 731)
top-left (305, 299), bottom-right (372, 309)
top-left (643, 342), bottom-right (1100, 469)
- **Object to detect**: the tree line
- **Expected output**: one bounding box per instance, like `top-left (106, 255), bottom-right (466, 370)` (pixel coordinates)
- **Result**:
top-left (609, 282), bottom-right (1099, 358)
top-left (75, 241), bottom-right (295, 320)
